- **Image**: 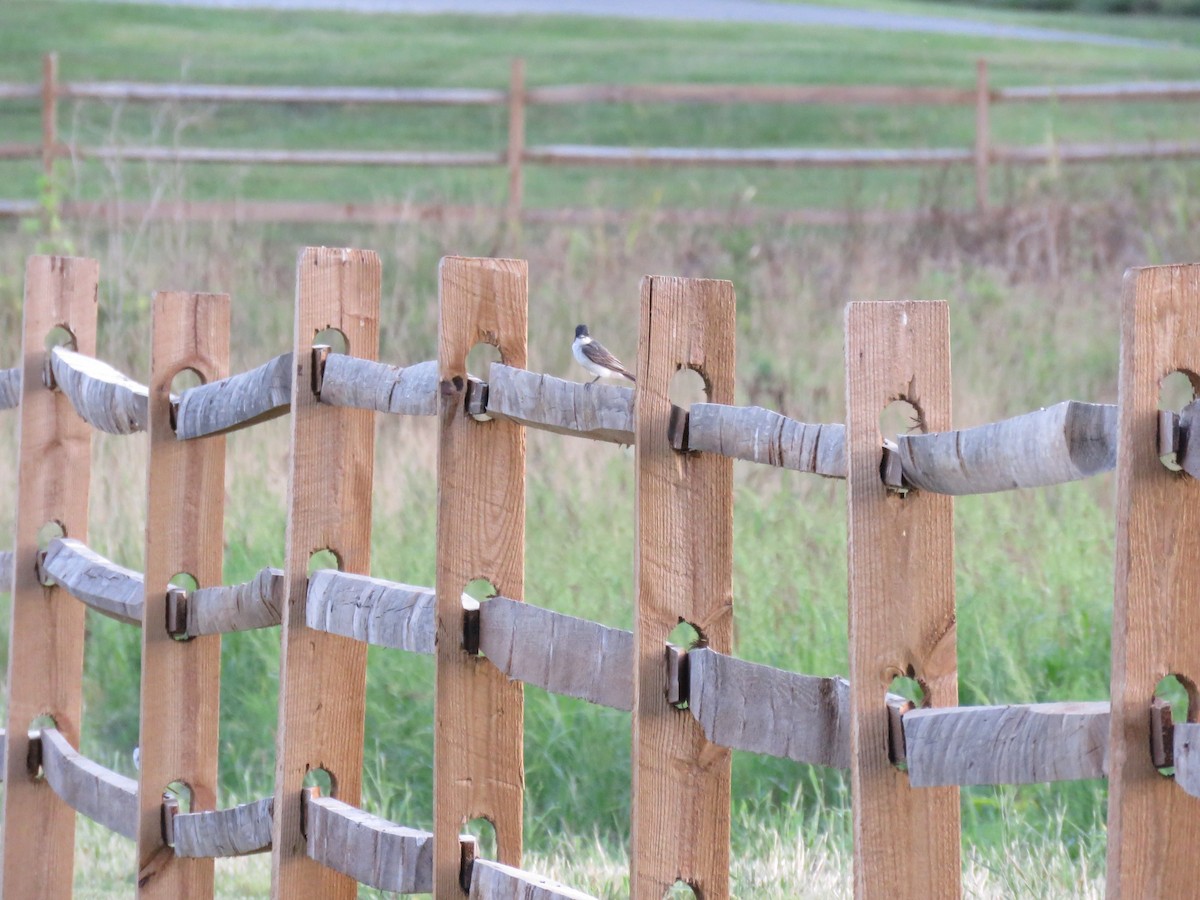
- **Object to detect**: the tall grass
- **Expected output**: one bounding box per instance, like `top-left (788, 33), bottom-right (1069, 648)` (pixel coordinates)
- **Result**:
top-left (0, 160), bottom-right (1196, 894)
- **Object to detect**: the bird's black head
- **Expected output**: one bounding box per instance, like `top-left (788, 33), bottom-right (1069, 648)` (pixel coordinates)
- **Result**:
top-left (575, 324), bottom-right (589, 339)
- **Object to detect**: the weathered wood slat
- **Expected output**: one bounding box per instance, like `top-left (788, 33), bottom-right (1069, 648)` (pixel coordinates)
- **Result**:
top-left (80, 145), bottom-right (504, 168)
top-left (305, 570), bottom-right (436, 655)
top-left (0, 367), bottom-right (20, 409)
top-left (48, 346), bottom-right (150, 434)
top-left (317, 355), bottom-right (438, 416)
top-left (685, 403), bottom-right (845, 476)
top-left (479, 597), bottom-right (634, 711)
top-left (525, 144), bottom-right (973, 168)
top-left (172, 797), bottom-right (274, 859)
top-left (40, 537), bottom-right (143, 625)
top-left (485, 364), bottom-right (634, 444)
top-left (903, 701), bottom-right (1110, 787)
top-left (898, 400), bottom-right (1117, 494)
top-left (469, 859), bottom-right (597, 900)
top-left (63, 81), bottom-right (506, 106)
top-left (186, 567), bottom-right (284, 636)
top-left (0, 551), bottom-right (13, 591)
top-left (303, 794), bottom-right (433, 894)
top-left (39, 728), bottom-right (138, 841)
top-left (687, 648), bottom-right (850, 769)
top-left (1174, 723), bottom-right (1200, 798)
top-left (173, 351), bottom-right (292, 440)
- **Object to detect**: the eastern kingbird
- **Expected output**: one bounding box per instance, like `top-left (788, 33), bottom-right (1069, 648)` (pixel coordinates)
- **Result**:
top-left (573, 324), bottom-right (636, 384)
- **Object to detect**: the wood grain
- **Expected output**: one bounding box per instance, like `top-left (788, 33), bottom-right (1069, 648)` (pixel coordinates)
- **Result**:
top-left (903, 701), bottom-right (1109, 787)
top-left (173, 350), bottom-right (291, 439)
top-left (40, 536), bottom-right (144, 625)
top-left (304, 793), bottom-right (433, 893)
top-left (48, 345), bottom-right (149, 433)
top-left (1106, 264), bottom-right (1200, 896)
top-left (469, 858), bottom-right (596, 899)
top-left (172, 797), bottom-right (274, 858)
top-left (0, 367), bottom-right (20, 408)
top-left (897, 400), bottom-right (1116, 494)
top-left (318, 355), bottom-right (438, 416)
top-left (845, 300), bottom-right (959, 899)
top-left (1173, 722), bottom-right (1200, 798)
top-left (486, 363), bottom-right (634, 444)
top-left (137, 290), bottom-right (229, 896)
top-left (687, 648), bottom-right (850, 768)
top-left (685, 402), bottom-right (845, 476)
top-left (1, 254), bottom-right (98, 900)
top-left (632, 276), bottom-right (735, 899)
top-left (270, 248), bottom-right (380, 899)
top-left (39, 727), bottom-right (138, 841)
top-left (186, 567), bottom-right (284, 636)
top-left (306, 569), bottom-right (437, 655)
top-left (435, 256), bottom-right (527, 896)
top-left (479, 596), bottom-right (634, 711)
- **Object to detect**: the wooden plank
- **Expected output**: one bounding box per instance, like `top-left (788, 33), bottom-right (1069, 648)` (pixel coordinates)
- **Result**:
top-left (479, 597), bottom-right (634, 711)
top-left (525, 144), bottom-right (973, 168)
top-left (997, 80), bottom-right (1200, 103)
top-left (42, 54), bottom-right (57, 181)
top-left (995, 140), bottom-right (1200, 164)
top-left (1, 254), bottom-right (98, 900)
top-left (270, 248), bottom-right (380, 899)
top-left (305, 570), bottom-right (437, 655)
top-left (485, 363), bottom-right (634, 444)
top-left (137, 290), bottom-right (229, 896)
top-left (0, 367), bottom-right (21, 408)
top-left (897, 400), bottom-right (1116, 495)
top-left (633, 276), bottom-right (735, 899)
top-left (0, 82), bottom-right (41, 100)
top-left (469, 858), bottom-right (596, 899)
top-left (686, 648), bottom-right (850, 769)
top-left (173, 351), bottom-right (292, 440)
top-left (974, 60), bottom-right (989, 211)
top-left (38, 727), bottom-right (138, 841)
top-left (186, 567), bottom-right (284, 636)
top-left (845, 300), bottom-right (959, 898)
top-left (525, 83), bottom-right (974, 106)
top-left (303, 793), bottom-right (433, 893)
top-left (1107, 264), bottom-right (1200, 895)
top-left (62, 81), bottom-right (506, 105)
top-left (40, 536), bottom-right (143, 625)
top-left (317, 355), bottom-right (438, 416)
top-left (1174, 723), bottom-right (1200, 799)
top-left (78, 145), bottom-right (504, 167)
top-left (435, 256), bottom-right (527, 897)
top-left (172, 797), bottom-right (274, 859)
top-left (506, 58), bottom-right (526, 226)
top-left (685, 402), bottom-right (845, 476)
top-left (48, 345), bottom-right (149, 434)
top-left (904, 702), bottom-right (1110, 787)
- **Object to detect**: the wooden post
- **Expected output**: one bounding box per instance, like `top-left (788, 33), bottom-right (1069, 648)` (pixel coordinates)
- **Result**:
top-left (505, 58), bottom-right (526, 229)
top-left (136, 292), bottom-right (230, 896)
top-left (1, 255), bottom-right (99, 899)
top-left (974, 59), bottom-right (990, 212)
top-left (631, 276), bottom-right (735, 899)
top-left (1107, 264), bottom-right (1200, 896)
top-left (434, 256), bottom-right (527, 897)
top-left (270, 248), bottom-right (380, 898)
top-left (845, 301), bottom-right (959, 899)
top-left (41, 53), bottom-right (58, 182)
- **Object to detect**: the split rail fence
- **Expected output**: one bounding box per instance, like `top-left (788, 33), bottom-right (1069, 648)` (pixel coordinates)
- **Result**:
top-left (2, 54), bottom-right (1200, 224)
top-left (1, 250), bottom-right (1200, 897)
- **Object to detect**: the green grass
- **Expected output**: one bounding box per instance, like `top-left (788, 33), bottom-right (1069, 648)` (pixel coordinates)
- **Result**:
top-left (0, 1), bottom-right (1199, 211)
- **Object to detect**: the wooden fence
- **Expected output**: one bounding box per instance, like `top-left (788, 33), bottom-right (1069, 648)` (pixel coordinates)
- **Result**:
top-left (1, 249), bottom-right (1200, 897)
top-left (2, 54), bottom-right (1200, 224)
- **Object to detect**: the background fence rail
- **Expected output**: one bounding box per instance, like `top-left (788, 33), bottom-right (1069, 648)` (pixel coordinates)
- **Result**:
top-left (2, 54), bottom-right (1200, 223)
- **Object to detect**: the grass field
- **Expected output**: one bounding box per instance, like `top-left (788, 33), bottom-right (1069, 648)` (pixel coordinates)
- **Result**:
top-left (0, 1), bottom-right (1198, 896)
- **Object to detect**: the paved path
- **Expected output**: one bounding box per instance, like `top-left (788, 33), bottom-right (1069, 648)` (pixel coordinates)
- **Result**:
top-left (122, 0), bottom-right (1167, 48)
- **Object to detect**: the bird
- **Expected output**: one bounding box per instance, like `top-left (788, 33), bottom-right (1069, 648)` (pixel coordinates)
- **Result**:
top-left (572, 324), bottom-right (636, 384)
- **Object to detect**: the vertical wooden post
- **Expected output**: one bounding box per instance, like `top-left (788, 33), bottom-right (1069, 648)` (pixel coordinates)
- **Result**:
top-left (41, 53), bottom-right (58, 183)
top-left (136, 292), bottom-right (230, 896)
top-left (1, 255), bottom-right (99, 899)
top-left (270, 248), bottom-right (380, 899)
top-left (974, 59), bottom-right (990, 213)
top-left (631, 276), bottom-right (735, 899)
top-left (505, 58), bottom-right (526, 229)
top-left (845, 301), bottom-right (959, 899)
top-left (434, 256), bottom-right (527, 897)
top-left (1107, 264), bottom-right (1200, 896)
